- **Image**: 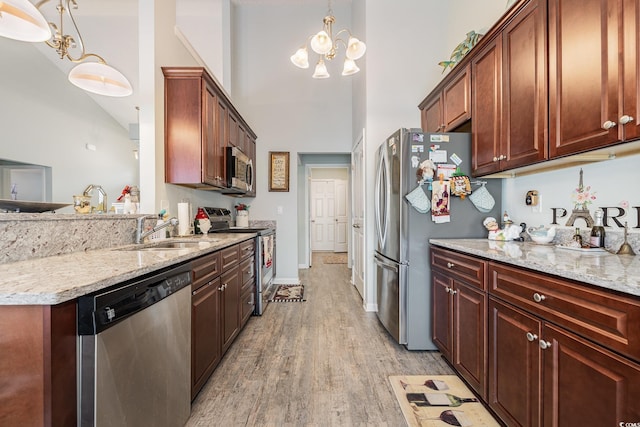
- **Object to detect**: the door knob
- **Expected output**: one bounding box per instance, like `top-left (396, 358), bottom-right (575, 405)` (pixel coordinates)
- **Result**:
top-left (602, 120), bottom-right (617, 130)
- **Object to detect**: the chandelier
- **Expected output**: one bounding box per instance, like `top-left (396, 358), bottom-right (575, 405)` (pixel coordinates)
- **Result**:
top-left (0, 0), bottom-right (132, 97)
top-left (290, 0), bottom-right (366, 79)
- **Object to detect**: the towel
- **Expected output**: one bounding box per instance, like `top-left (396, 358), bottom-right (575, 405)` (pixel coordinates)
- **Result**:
top-left (263, 235), bottom-right (273, 268)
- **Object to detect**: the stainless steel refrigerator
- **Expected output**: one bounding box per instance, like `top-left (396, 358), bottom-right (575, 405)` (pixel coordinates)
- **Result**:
top-left (374, 128), bottom-right (502, 350)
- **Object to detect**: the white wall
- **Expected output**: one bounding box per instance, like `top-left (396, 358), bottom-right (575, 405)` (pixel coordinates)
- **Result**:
top-left (503, 155), bottom-right (640, 234)
top-left (0, 37), bottom-right (138, 212)
top-left (231, 2), bottom-right (355, 282)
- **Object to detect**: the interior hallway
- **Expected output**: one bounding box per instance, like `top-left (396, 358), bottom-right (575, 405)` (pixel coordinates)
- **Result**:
top-left (187, 252), bottom-right (453, 426)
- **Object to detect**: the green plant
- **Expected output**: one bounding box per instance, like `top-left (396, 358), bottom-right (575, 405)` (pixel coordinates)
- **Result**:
top-left (438, 31), bottom-right (482, 73)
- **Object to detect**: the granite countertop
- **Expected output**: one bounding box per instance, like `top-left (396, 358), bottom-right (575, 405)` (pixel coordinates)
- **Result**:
top-left (0, 234), bottom-right (257, 305)
top-left (430, 239), bottom-right (640, 298)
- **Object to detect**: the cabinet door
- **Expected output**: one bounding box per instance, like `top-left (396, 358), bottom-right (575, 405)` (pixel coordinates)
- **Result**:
top-left (472, 37), bottom-right (502, 176)
top-left (548, 0), bottom-right (620, 157)
top-left (228, 110), bottom-right (240, 148)
top-left (442, 65), bottom-right (471, 131)
top-left (542, 323), bottom-right (640, 426)
top-left (622, 0), bottom-right (640, 140)
top-left (454, 282), bottom-right (487, 399)
top-left (488, 298), bottom-right (542, 427)
top-left (432, 271), bottom-right (453, 361)
top-left (202, 85), bottom-right (218, 186)
top-left (191, 278), bottom-right (221, 399)
top-left (501, 0), bottom-right (547, 170)
top-left (221, 265), bottom-right (240, 352)
top-left (421, 93), bottom-right (442, 132)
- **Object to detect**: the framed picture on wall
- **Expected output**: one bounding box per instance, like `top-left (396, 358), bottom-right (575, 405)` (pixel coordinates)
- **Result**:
top-left (269, 151), bottom-right (290, 192)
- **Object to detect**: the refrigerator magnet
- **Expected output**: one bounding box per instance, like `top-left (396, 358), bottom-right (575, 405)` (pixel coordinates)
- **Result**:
top-left (429, 150), bottom-right (447, 163)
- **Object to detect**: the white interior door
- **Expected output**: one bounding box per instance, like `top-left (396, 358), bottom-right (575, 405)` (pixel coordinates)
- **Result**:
top-left (334, 179), bottom-right (348, 252)
top-left (351, 137), bottom-right (365, 299)
top-left (311, 179), bottom-right (335, 251)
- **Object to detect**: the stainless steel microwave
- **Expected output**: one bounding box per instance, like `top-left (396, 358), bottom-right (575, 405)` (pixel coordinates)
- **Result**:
top-left (225, 146), bottom-right (253, 193)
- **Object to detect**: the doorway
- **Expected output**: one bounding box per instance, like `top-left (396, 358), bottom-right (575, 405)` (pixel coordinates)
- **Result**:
top-left (300, 161), bottom-right (351, 269)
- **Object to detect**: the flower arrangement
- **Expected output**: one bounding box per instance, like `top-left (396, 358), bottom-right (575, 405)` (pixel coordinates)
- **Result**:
top-left (571, 169), bottom-right (596, 210)
top-left (235, 203), bottom-right (250, 211)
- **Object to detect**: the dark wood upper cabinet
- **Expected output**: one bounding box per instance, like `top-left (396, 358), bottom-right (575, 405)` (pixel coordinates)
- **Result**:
top-left (548, 0), bottom-right (620, 157)
top-left (163, 67), bottom-right (257, 194)
top-left (420, 65), bottom-right (471, 133)
top-left (472, 0), bottom-right (547, 176)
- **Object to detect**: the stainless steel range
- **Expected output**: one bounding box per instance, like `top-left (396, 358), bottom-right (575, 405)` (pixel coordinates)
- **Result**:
top-left (201, 207), bottom-right (276, 315)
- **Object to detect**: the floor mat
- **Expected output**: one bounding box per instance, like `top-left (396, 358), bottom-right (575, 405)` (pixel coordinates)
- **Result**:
top-left (323, 253), bottom-right (348, 264)
top-left (389, 375), bottom-right (500, 427)
top-left (269, 284), bottom-right (305, 302)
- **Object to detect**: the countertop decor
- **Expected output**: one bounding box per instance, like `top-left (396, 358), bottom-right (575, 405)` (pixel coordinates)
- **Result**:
top-left (430, 239), bottom-right (640, 297)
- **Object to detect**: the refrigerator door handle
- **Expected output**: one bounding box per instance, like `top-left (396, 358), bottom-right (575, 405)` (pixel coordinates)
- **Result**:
top-left (374, 148), bottom-right (390, 248)
top-left (374, 253), bottom-right (398, 272)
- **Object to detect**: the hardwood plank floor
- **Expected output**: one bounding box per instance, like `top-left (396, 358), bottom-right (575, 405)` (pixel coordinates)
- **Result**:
top-left (187, 252), bottom-right (452, 426)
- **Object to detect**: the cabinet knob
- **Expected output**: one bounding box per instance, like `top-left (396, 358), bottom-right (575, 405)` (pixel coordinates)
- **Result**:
top-left (218, 286), bottom-right (224, 291)
top-left (500, 154), bottom-right (507, 160)
top-left (446, 262), bottom-right (455, 268)
top-left (619, 115), bottom-right (635, 125)
top-left (450, 289), bottom-right (457, 295)
top-left (493, 156), bottom-right (499, 162)
top-left (602, 120), bottom-right (617, 130)
top-left (539, 340), bottom-right (552, 350)
top-left (526, 332), bottom-right (538, 342)
top-left (533, 292), bottom-right (546, 303)
top-left (445, 286), bottom-right (452, 294)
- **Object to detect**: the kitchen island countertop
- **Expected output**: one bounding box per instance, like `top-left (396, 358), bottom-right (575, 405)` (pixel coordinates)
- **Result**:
top-left (0, 234), bottom-right (256, 305)
top-left (430, 239), bottom-right (640, 298)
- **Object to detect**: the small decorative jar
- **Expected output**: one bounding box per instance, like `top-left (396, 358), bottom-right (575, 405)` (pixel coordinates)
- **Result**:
top-left (236, 210), bottom-right (249, 228)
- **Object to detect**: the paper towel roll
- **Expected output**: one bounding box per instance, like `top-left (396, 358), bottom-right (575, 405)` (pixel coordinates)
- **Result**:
top-left (177, 203), bottom-right (190, 236)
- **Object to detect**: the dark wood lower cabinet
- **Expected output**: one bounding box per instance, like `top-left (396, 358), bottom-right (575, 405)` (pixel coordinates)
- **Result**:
top-left (221, 265), bottom-right (240, 353)
top-left (0, 301), bottom-right (77, 427)
top-left (543, 323), bottom-right (640, 426)
top-left (191, 276), bottom-right (221, 398)
top-left (489, 297), bottom-right (541, 427)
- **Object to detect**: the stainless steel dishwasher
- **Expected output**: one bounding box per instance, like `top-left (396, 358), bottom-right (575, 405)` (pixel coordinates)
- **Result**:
top-left (77, 263), bottom-right (192, 427)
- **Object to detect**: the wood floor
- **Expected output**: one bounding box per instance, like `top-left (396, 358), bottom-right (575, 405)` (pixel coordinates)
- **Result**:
top-left (186, 252), bottom-right (452, 426)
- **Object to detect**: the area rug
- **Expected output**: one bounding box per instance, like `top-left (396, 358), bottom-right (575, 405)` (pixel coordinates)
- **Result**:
top-left (324, 253), bottom-right (348, 264)
top-left (389, 375), bottom-right (500, 427)
top-left (269, 284), bottom-right (305, 302)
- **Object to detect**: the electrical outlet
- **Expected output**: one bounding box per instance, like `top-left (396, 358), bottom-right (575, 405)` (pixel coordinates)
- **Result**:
top-left (277, 206), bottom-right (283, 215)
top-left (532, 194), bottom-right (542, 213)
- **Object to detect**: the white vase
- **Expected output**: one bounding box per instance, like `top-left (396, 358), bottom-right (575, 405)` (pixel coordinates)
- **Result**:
top-left (236, 210), bottom-right (249, 227)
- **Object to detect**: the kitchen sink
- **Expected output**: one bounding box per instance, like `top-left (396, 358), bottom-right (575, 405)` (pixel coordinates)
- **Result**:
top-left (118, 240), bottom-right (217, 251)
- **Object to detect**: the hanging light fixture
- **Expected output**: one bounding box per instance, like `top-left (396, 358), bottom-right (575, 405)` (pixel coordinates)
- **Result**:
top-left (290, 0), bottom-right (366, 79)
top-left (0, 0), bottom-right (51, 41)
top-left (36, 0), bottom-right (132, 97)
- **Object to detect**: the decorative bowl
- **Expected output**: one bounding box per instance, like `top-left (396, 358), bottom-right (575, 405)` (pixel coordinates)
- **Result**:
top-left (526, 225), bottom-right (556, 244)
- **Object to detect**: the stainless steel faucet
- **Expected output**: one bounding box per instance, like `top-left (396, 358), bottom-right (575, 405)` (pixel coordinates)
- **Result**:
top-left (136, 217), bottom-right (179, 244)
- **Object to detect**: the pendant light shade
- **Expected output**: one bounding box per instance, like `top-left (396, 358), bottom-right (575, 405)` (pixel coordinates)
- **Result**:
top-left (345, 37), bottom-right (366, 60)
top-left (310, 30), bottom-right (332, 54)
top-left (290, 47), bottom-right (309, 69)
top-left (0, 0), bottom-right (51, 42)
top-left (312, 59), bottom-right (330, 79)
top-left (341, 58), bottom-right (359, 76)
top-left (68, 62), bottom-right (133, 97)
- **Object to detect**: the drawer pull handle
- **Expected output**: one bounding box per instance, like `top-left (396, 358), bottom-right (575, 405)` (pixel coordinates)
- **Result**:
top-left (533, 293), bottom-right (546, 303)
top-left (446, 262), bottom-right (455, 268)
top-left (526, 332), bottom-right (538, 342)
top-left (539, 340), bottom-right (552, 350)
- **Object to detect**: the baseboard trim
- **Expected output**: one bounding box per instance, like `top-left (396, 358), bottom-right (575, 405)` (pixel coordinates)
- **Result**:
top-left (364, 303), bottom-right (377, 312)
top-left (273, 277), bottom-right (301, 285)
